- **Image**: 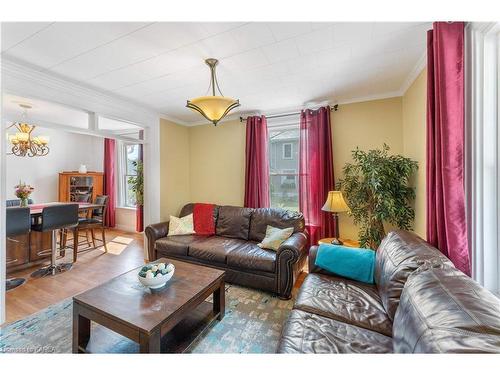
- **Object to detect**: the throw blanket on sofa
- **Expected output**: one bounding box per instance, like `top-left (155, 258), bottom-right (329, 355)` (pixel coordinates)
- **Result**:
top-left (315, 244), bottom-right (375, 284)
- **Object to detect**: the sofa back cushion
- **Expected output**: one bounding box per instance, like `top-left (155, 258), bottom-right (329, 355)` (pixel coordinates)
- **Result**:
top-left (393, 266), bottom-right (500, 353)
top-left (216, 205), bottom-right (253, 240)
top-left (375, 230), bottom-right (453, 320)
top-left (249, 208), bottom-right (305, 242)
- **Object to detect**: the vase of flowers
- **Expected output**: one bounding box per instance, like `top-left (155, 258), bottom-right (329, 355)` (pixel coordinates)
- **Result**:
top-left (15, 182), bottom-right (34, 207)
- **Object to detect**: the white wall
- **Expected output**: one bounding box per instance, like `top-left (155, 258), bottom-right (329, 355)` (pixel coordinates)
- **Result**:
top-left (6, 127), bottom-right (104, 202)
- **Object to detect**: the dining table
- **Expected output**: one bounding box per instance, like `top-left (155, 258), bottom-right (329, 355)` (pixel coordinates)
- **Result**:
top-left (28, 202), bottom-right (105, 216)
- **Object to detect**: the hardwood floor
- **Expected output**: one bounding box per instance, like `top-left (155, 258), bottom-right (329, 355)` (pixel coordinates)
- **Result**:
top-left (4, 229), bottom-right (145, 325)
top-left (3, 229), bottom-right (308, 326)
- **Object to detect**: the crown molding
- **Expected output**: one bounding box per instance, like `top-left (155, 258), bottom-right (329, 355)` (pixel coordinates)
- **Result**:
top-left (1, 57), bottom-right (160, 127)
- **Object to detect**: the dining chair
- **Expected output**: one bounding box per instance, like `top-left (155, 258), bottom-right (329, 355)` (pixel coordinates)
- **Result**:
top-left (31, 204), bottom-right (79, 278)
top-left (72, 195), bottom-right (109, 262)
top-left (6, 207), bottom-right (31, 290)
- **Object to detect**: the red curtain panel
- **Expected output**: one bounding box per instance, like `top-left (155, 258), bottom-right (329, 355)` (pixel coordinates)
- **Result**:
top-left (426, 22), bottom-right (470, 275)
top-left (244, 115), bottom-right (270, 208)
top-left (104, 138), bottom-right (116, 228)
top-left (299, 106), bottom-right (335, 246)
top-left (136, 136), bottom-right (144, 232)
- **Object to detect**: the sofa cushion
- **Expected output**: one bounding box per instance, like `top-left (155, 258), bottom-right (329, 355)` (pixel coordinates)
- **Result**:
top-left (188, 236), bottom-right (247, 263)
top-left (277, 309), bottom-right (393, 353)
top-left (375, 230), bottom-right (453, 320)
top-left (216, 206), bottom-right (253, 240)
top-left (294, 273), bottom-right (393, 337)
top-left (393, 266), bottom-right (500, 353)
top-left (226, 242), bottom-right (276, 273)
top-left (155, 235), bottom-right (204, 257)
top-left (249, 208), bottom-right (305, 242)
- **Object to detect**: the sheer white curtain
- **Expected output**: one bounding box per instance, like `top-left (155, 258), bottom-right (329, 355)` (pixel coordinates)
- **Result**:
top-left (465, 22), bottom-right (500, 294)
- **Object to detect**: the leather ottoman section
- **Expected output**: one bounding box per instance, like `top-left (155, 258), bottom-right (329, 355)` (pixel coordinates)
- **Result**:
top-left (277, 309), bottom-right (393, 353)
top-left (188, 236), bottom-right (250, 264)
top-left (294, 273), bottom-right (393, 337)
top-left (226, 242), bottom-right (276, 273)
top-left (155, 235), bottom-right (205, 257)
top-left (393, 266), bottom-right (500, 353)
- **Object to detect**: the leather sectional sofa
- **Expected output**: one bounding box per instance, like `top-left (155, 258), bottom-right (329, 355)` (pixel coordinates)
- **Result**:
top-left (145, 203), bottom-right (309, 299)
top-left (278, 230), bottom-right (500, 353)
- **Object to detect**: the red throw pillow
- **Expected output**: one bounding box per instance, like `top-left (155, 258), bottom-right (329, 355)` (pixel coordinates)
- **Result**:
top-left (193, 203), bottom-right (216, 236)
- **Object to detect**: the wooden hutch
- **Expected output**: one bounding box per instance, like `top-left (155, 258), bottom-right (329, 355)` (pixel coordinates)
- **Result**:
top-left (59, 171), bottom-right (104, 203)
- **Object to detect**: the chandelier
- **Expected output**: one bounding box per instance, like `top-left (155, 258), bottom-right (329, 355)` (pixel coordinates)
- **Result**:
top-left (7, 104), bottom-right (50, 157)
top-left (186, 58), bottom-right (240, 126)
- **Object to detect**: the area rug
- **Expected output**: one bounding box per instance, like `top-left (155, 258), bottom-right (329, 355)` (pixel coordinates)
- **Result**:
top-left (0, 285), bottom-right (293, 354)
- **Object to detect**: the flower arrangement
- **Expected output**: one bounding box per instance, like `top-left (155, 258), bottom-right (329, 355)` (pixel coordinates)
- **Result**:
top-left (14, 181), bottom-right (34, 206)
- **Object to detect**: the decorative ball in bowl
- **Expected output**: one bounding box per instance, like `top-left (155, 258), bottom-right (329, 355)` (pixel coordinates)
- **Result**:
top-left (137, 262), bottom-right (175, 289)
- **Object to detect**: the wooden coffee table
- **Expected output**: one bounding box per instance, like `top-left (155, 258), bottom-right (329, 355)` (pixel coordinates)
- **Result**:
top-left (72, 258), bottom-right (225, 353)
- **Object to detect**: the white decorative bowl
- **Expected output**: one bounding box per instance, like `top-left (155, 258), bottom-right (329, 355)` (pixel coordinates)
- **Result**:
top-left (138, 264), bottom-right (175, 289)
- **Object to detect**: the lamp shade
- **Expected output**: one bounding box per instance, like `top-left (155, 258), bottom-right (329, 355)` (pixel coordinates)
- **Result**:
top-left (186, 95), bottom-right (240, 126)
top-left (321, 191), bottom-right (350, 213)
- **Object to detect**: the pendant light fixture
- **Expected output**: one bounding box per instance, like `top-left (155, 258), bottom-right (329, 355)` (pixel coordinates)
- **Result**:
top-left (186, 58), bottom-right (240, 126)
top-left (7, 104), bottom-right (50, 157)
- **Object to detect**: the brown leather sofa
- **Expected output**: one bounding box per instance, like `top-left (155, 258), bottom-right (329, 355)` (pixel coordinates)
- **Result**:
top-left (277, 230), bottom-right (500, 353)
top-left (145, 203), bottom-right (309, 299)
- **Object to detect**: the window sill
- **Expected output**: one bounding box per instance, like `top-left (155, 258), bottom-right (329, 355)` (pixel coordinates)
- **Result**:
top-left (116, 206), bottom-right (137, 211)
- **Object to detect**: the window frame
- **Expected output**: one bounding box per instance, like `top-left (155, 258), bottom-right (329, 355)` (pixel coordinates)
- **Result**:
top-left (282, 142), bottom-right (293, 159)
top-left (117, 141), bottom-right (140, 209)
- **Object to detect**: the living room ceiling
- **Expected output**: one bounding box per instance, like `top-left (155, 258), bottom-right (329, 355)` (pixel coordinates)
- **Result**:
top-left (1, 22), bottom-right (431, 125)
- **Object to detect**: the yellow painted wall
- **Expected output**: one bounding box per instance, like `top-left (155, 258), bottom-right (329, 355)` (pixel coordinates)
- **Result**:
top-left (189, 119), bottom-right (246, 206)
top-left (159, 118), bottom-right (191, 221)
top-left (160, 88), bottom-right (427, 241)
top-left (331, 97), bottom-right (404, 239)
top-left (402, 69), bottom-right (427, 238)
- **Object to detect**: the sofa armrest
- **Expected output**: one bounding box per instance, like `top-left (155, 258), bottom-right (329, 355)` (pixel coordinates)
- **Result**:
top-left (277, 232), bottom-right (308, 259)
top-left (144, 221), bottom-right (169, 261)
top-left (276, 232), bottom-right (309, 299)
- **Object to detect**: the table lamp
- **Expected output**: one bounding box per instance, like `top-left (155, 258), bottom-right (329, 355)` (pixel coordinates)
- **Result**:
top-left (321, 191), bottom-right (350, 245)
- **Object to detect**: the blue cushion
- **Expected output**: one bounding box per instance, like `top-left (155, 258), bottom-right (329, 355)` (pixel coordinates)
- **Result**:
top-left (315, 244), bottom-right (376, 284)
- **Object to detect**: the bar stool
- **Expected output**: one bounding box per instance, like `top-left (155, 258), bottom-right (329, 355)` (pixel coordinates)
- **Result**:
top-left (6, 207), bottom-right (31, 291)
top-left (31, 204), bottom-right (79, 278)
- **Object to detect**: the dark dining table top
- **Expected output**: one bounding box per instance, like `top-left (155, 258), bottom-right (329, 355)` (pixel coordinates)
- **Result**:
top-left (28, 202), bottom-right (104, 215)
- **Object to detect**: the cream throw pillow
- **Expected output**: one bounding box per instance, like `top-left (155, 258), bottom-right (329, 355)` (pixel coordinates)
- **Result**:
top-left (257, 225), bottom-right (294, 251)
top-left (168, 214), bottom-right (195, 236)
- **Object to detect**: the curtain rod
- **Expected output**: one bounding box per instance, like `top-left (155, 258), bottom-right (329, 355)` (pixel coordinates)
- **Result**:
top-left (239, 104), bottom-right (339, 122)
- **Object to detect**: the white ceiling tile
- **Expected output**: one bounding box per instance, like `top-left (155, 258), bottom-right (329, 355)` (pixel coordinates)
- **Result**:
top-left (7, 22), bottom-right (149, 68)
top-left (230, 23), bottom-right (276, 50)
top-left (198, 22), bottom-right (247, 35)
top-left (221, 49), bottom-right (270, 72)
top-left (195, 32), bottom-right (243, 59)
top-left (332, 22), bottom-right (374, 44)
top-left (2, 22), bottom-right (432, 124)
top-left (267, 22), bottom-right (313, 41)
top-left (261, 39), bottom-right (300, 64)
top-left (1, 22), bottom-right (53, 52)
top-left (294, 27), bottom-right (335, 55)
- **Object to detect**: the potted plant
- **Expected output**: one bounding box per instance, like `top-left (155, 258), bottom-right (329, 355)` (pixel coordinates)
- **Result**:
top-left (14, 181), bottom-right (34, 207)
top-left (338, 144), bottom-right (418, 249)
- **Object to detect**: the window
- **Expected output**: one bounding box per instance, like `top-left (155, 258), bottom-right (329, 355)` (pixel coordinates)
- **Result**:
top-left (282, 143), bottom-right (293, 159)
top-left (119, 143), bottom-right (140, 208)
top-left (269, 125), bottom-right (299, 212)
